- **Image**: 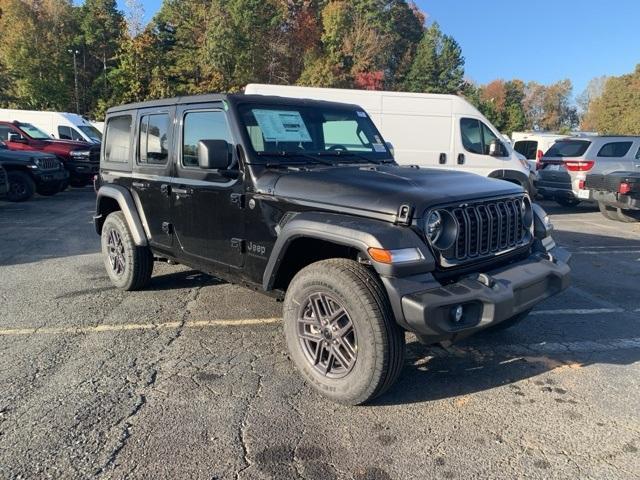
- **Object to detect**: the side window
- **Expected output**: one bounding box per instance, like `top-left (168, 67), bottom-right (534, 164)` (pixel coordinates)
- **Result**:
top-left (0, 126), bottom-right (13, 141)
top-left (460, 118), bottom-right (483, 154)
top-left (514, 141), bottom-right (538, 160)
top-left (636, 146), bottom-right (640, 160)
top-left (481, 122), bottom-right (500, 155)
top-left (182, 110), bottom-right (231, 168)
top-left (104, 115), bottom-right (132, 164)
top-left (597, 141), bottom-right (633, 157)
top-left (58, 126), bottom-right (72, 140)
top-left (70, 128), bottom-right (84, 141)
top-left (323, 120), bottom-right (369, 151)
top-left (138, 114), bottom-right (170, 165)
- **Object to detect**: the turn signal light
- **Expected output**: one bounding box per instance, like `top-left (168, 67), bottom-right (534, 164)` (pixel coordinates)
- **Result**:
top-left (619, 182), bottom-right (631, 195)
top-left (367, 247), bottom-right (423, 264)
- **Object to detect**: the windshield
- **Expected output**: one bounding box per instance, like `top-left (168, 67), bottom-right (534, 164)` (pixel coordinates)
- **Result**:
top-left (18, 123), bottom-right (50, 140)
top-left (545, 140), bottom-right (590, 158)
top-left (239, 104), bottom-right (392, 163)
top-left (79, 125), bottom-right (102, 143)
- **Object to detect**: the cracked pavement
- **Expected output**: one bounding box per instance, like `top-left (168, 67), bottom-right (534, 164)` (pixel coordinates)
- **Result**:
top-left (0, 189), bottom-right (639, 479)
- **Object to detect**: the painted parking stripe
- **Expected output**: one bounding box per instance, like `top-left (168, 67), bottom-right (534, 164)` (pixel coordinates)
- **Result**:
top-left (0, 318), bottom-right (282, 336)
top-left (530, 308), bottom-right (624, 316)
top-left (571, 250), bottom-right (640, 255)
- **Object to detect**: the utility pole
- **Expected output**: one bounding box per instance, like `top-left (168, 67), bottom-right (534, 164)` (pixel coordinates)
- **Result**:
top-left (68, 49), bottom-right (80, 114)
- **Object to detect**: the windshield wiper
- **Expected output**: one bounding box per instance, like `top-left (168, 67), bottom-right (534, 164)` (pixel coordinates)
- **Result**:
top-left (257, 151), bottom-right (335, 166)
top-left (317, 151), bottom-right (388, 165)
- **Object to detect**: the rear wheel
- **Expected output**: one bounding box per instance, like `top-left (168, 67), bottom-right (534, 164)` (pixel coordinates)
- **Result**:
top-left (616, 208), bottom-right (640, 223)
top-left (101, 211), bottom-right (153, 290)
top-left (36, 182), bottom-right (61, 196)
top-left (6, 171), bottom-right (35, 202)
top-left (283, 259), bottom-right (405, 405)
top-left (556, 197), bottom-right (580, 208)
top-left (69, 178), bottom-right (88, 188)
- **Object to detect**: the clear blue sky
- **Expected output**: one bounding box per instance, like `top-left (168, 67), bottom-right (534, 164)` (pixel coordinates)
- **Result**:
top-left (123, 0), bottom-right (640, 97)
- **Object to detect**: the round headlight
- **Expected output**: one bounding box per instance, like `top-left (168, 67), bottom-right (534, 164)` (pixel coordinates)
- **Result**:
top-left (424, 210), bottom-right (458, 251)
top-left (426, 211), bottom-right (442, 243)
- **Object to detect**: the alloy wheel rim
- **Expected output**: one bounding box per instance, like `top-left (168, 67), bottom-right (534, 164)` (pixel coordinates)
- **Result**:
top-left (106, 228), bottom-right (126, 276)
top-left (297, 292), bottom-right (357, 379)
top-left (10, 182), bottom-right (26, 197)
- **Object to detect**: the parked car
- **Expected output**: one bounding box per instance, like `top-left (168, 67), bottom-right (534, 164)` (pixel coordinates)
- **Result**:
top-left (586, 171), bottom-right (640, 222)
top-left (245, 84), bottom-right (533, 193)
top-left (0, 164), bottom-right (8, 199)
top-left (512, 132), bottom-right (569, 172)
top-left (0, 121), bottom-right (99, 187)
top-left (94, 93), bottom-right (570, 405)
top-left (0, 141), bottom-right (68, 201)
top-left (0, 109), bottom-right (102, 144)
top-left (535, 136), bottom-right (640, 207)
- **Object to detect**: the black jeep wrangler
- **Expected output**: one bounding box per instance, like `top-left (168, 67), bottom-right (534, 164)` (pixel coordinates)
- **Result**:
top-left (94, 94), bottom-right (571, 405)
top-left (0, 141), bottom-right (68, 201)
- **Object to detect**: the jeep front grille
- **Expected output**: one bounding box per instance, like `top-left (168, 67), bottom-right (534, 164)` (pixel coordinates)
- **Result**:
top-left (37, 157), bottom-right (59, 170)
top-left (430, 196), bottom-right (532, 267)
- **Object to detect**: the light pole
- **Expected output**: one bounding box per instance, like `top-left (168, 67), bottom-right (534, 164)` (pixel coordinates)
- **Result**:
top-left (68, 49), bottom-right (80, 114)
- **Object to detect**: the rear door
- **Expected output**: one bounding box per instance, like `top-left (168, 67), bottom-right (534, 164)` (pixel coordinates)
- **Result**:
top-left (171, 103), bottom-right (245, 269)
top-left (131, 107), bottom-right (175, 253)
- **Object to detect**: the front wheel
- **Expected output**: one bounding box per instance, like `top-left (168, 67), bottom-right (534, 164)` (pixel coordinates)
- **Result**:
top-left (101, 211), bottom-right (153, 290)
top-left (283, 259), bottom-right (405, 405)
top-left (7, 171), bottom-right (35, 202)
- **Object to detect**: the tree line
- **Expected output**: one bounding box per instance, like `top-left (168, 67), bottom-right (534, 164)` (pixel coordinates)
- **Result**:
top-left (1, 0), bottom-right (636, 136)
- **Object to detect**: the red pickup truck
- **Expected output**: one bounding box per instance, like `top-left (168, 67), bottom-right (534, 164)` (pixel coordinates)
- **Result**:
top-left (0, 121), bottom-right (100, 187)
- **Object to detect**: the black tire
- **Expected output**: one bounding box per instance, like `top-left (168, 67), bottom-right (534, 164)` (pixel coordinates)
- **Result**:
top-left (59, 179), bottom-right (69, 191)
top-left (36, 182), bottom-right (61, 196)
top-left (6, 171), bottom-right (35, 202)
top-left (556, 197), bottom-right (580, 207)
top-left (101, 211), bottom-right (153, 290)
top-left (283, 259), bottom-right (405, 405)
top-left (598, 201), bottom-right (619, 221)
top-left (69, 178), bottom-right (88, 188)
top-left (485, 309), bottom-right (532, 333)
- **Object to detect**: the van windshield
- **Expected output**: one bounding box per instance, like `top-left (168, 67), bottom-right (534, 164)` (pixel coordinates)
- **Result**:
top-left (545, 140), bottom-right (590, 158)
top-left (18, 123), bottom-right (50, 140)
top-left (239, 104), bottom-right (392, 163)
top-left (79, 125), bottom-right (102, 143)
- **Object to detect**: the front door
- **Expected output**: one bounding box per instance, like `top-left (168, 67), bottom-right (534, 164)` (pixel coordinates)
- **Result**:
top-left (172, 104), bottom-right (245, 270)
top-left (131, 107), bottom-right (175, 253)
top-left (456, 117), bottom-right (508, 177)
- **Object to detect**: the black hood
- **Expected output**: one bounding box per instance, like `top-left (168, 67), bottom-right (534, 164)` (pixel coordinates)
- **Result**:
top-left (0, 148), bottom-right (56, 163)
top-left (268, 165), bottom-right (523, 219)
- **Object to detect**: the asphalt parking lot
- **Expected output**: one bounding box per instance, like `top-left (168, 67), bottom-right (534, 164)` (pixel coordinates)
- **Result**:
top-left (1, 189), bottom-right (639, 480)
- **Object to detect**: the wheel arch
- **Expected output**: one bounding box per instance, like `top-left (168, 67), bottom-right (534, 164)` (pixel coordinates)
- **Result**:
top-left (489, 169), bottom-right (530, 191)
top-left (95, 184), bottom-right (148, 246)
top-left (264, 212), bottom-right (435, 292)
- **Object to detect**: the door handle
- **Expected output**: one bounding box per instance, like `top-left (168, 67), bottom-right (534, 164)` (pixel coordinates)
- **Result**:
top-left (173, 187), bottom-right (193, 196)
top-left (457, 153), bottom-right (465, 165)
top-left (132, 181), bottom-right (149, 189)
top-left (439, 153), bottom-right (447, 164)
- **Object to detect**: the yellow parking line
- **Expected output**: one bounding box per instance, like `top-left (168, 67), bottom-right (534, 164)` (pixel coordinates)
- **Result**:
top-left (0, 318), bottom-right (282, 336)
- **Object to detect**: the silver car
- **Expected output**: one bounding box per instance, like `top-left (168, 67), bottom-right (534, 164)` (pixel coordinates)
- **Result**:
top-left (535, 136), bottom-right (640, 207)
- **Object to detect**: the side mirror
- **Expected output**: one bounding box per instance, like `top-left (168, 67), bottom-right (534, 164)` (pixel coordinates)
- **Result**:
top-left (385, 141), bottom-right (395, 157)
top-left (489, 139), bottom-right (506, 157)
top-left (8, 133), bottom-right (26, 143)
top-left (198, 139), bottom-right (231, 170)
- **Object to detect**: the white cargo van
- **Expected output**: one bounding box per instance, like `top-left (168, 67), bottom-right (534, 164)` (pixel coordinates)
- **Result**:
top-left (0, 109), bottom-right (102, 144)
top-left (245, 84), bottom-right (531, 190)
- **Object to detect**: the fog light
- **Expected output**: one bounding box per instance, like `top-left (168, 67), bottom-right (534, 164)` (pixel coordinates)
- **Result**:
top-left (451, 305), bottom-right (464, 323)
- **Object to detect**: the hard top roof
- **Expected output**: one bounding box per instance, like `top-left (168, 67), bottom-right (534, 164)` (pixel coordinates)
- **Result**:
top-left (106, 93), bottom-right (362, 115)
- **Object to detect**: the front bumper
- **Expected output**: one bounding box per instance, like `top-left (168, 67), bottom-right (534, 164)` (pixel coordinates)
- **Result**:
top-left (382, 246), bottom-right (571, 344)
top-left (64, 160), bottom-right (99, 180)
top-left (591, 190), bottom-right (640, 210)
top-left (33, 169), bottom-right (69, 186)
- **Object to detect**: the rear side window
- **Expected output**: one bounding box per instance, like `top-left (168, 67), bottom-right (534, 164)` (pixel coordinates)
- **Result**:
top-left (545, 140), bottom-right (590, 158)
top-left (597, 141), bottom-right (633, 158)
top-left (514, 140), bottom-right (538, 160)
top-left (0, 126), bottom-right (14, 141)
top-left (104, 115), bottom-right (132, 163)
top-left (182, 110), bottom-right (231, 167)
top-left (138, 114), bottom-right (170, 165)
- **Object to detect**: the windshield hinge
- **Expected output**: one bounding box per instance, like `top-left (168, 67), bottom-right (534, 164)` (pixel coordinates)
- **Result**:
top-left (396, 204), bottom-right (414, 226)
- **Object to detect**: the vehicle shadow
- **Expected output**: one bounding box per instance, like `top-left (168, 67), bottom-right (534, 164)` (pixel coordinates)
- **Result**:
top-left (537, 199), bottom-right (599, 215)
top-left (145, 269), bottom-right (226, 291)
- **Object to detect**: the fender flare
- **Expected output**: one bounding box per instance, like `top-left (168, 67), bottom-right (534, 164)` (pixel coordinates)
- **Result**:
top-left (95, 184), bottom-right (148, 246)
top-left (262, 211), bottom-right (435, 290)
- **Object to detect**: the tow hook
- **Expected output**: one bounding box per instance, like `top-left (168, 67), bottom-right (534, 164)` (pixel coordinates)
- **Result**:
top-left (476, 273), bottom-right (496, 288)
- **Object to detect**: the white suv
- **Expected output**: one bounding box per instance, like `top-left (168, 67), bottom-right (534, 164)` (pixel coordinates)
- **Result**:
top-left (535, 136), bottom-right (640, 207)
top-left (512, 132), bottom-right (569, 172)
